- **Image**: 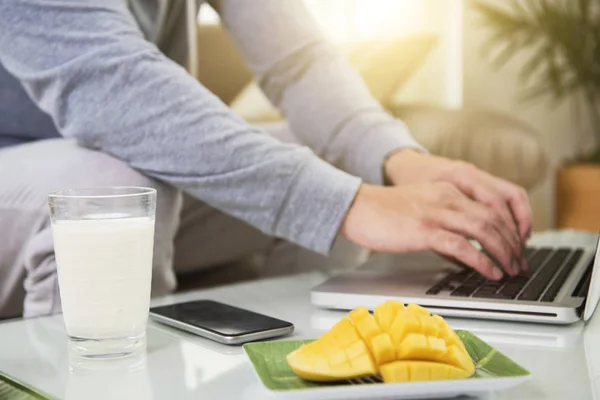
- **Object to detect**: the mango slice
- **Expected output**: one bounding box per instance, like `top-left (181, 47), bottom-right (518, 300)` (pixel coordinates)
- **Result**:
top-left (286, 318), bottom-right (377, 381)
top-left (433, 314), bottom-right (467, 352)
top-left (287, 301), bottom-right (475, 384)
top-left (348, 307), bottom-right (395, 365)
top-left (374, 300), bottom-right (403, 331)
top-left (370, 332), bottom-right (395, 365)
top-left (380, 361), bottom-right (472, 382)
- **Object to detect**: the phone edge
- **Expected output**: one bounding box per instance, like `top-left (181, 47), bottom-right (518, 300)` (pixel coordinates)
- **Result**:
top-left (148, 312), bottom-right (294, 345)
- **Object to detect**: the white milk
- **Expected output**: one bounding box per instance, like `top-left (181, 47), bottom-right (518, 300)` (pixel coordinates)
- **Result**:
top-left (52, 217), bottom-right (155, 340)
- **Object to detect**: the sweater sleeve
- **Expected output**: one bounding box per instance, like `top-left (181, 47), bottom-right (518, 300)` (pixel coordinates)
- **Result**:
top-left (213, 0), bottom-right (426, 185)
top-left (0, 0), bottom-right (361, 254)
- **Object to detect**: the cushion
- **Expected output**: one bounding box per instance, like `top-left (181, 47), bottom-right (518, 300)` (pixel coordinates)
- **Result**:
top-left (390, 103), bottom-right (549, 190)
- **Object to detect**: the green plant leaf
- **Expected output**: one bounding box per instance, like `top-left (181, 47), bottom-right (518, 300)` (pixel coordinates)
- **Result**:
top-left (472, 0), bottom-right (600, 107)
top-left (577, 0), bottom-right (591, 19)
top-left (490, 42), bottom-right (522, 67)
top-left (243, 330), bottom-right (529, 391)
top-left (509, 0), bottom-right (529, 17)
top-left (0, 372), bottom-right (57, 400)
top-left (519, 44), bottom-right (552, 85)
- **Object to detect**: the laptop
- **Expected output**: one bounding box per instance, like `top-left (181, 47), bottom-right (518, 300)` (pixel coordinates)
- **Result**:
top-left (310, 233), bottom-right (600, 324)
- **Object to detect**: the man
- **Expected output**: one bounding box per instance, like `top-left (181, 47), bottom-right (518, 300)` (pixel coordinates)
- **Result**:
top-left (0, 0), bottom-right (530, 320)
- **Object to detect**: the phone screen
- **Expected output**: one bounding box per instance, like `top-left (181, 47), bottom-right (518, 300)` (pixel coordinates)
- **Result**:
top-left (150, 300), bottom-right (293, 337)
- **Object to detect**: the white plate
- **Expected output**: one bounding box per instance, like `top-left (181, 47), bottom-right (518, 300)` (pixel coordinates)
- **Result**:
top-left (243, 332), bottom-right (531, 400)
top-left (243, 375), bottom-right (531, 400)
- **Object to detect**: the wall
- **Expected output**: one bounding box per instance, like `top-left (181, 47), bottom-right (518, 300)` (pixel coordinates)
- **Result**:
top-left (303, 0), bottom-right (464, 108)
top-left (392, 0), bottom-right (464, 109)
top-left (200, 0), bottom-right (463, 108)
top-left (461, 0), bottom-right (597, 231)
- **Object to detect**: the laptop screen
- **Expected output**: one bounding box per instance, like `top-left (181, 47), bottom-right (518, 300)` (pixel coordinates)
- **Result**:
top-left (584, 234), bottom-right (600, 321)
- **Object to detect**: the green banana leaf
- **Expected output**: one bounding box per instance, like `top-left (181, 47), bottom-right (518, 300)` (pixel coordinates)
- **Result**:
top-left (243, 330), bottom-right (530, 391)
top-left (0, 371), bottom-right (57, 400)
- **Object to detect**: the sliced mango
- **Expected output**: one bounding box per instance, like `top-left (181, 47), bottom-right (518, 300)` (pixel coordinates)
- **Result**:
top-left (380, 361), bottom-right (472, 383)
top-left (396, 334), bottom-right (447, 361)
top-left (406, 303), bottom-right (430, 317)
top-left (347, 307), bottom-right (397, 365)
top-left (388, 308), bottom-right (421, 346)
top-left (374, 301), bottom-right (399, 331)
top-left (349, 307), bottom-right (381, 343)
top-left (433, 314), bottom-right (467, 353)
top-left (370, 332), bottom-right (395, 365)
top-left (442, 345), bottom-right (475, 375)
top-left (287, 302), bottom-right (475, 383)
top-left (419, 315), bottom-right (440, 337)
top-left (286, 318), bottom-right (377, 381)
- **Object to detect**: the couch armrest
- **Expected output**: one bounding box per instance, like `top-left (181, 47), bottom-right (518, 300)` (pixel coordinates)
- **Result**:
top-left (389, 103), bottom-right (549, 190)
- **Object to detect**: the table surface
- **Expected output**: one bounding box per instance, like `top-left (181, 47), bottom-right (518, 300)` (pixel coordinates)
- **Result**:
top-left (2, 230), bottom-right (600, 400)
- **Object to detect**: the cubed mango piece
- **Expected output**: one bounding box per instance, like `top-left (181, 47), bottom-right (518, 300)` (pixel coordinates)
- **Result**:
top-left (380, 361), bottom-right (472, 383)
top-left (286, 317), bottom-right (377, 381)
top-left (287, 302), bottom-right (475, 383)
top-left (369, 332), bottom-right (395, 365)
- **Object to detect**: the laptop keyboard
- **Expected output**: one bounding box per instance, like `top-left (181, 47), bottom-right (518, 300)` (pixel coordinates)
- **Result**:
top-left (426, 247), bottom-right (584, 302)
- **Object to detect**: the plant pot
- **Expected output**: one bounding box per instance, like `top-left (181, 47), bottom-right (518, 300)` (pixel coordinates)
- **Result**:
top-left (556, 164), bottom-right (600, 231)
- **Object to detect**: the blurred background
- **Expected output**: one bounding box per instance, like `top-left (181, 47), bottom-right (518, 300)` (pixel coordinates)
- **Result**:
top-left (196, 0), bottom-right (600, 235)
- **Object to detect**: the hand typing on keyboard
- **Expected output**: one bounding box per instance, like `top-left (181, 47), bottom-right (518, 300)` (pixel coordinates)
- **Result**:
top-left (384, 150), bottom-right (532, 244)
top-left (341, 182), bottom-right (527, 281)
top-left (341, 150), bottom-right (530, 281)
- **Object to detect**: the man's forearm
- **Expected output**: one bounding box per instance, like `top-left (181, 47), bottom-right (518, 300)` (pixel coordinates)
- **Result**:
top-left (0, 0), bottom-right (361, 254)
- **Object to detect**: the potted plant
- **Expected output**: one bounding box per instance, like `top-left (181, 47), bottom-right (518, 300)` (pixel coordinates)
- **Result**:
top-left (472, 0), bottom-right (600, 231)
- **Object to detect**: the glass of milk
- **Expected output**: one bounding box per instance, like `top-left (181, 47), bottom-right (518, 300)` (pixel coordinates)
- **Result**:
top-left (48, 187), bottom-right (156, 359)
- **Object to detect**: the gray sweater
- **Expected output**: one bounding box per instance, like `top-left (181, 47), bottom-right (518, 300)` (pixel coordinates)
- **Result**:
top-left (0, 0), bottom-right (423, 254)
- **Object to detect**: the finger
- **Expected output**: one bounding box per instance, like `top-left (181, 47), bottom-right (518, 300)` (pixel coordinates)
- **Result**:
top-left (449, 170), bottom-right (527, 272)
top-left (451, 174), bottom-right (522, 252)
top-left (460, 168), bottom-right (531, 244)
top-left (429, 208), bottom-right (518, 276)
top-left (485, 193), bottom-right (528, 272)
top-left (466, 201), bottom-right (523, 275)
top-left (495, 180), bottom-right (533, 243)
top-left (442, 185), bottom-right (522, 274)
top-left (429, 230), bottom-right (503, 280)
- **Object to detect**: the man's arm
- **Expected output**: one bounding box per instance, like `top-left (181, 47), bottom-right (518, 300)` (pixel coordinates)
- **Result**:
top-left (211, 0), bottom-right (426, 185)
top-left (0, 0), bottom-right (528, 279)
top-left (0, 0), bottom-right (361, 254)
top-left (213, 0), bottom-right (532, 263)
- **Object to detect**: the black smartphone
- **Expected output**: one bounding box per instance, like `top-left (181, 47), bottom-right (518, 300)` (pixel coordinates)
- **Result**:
top-left (149, 300), bottom-right (294, 345)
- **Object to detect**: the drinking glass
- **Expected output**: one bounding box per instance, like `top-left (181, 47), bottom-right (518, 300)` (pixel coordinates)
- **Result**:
top-left (48, 187), bottom-right (156, 358)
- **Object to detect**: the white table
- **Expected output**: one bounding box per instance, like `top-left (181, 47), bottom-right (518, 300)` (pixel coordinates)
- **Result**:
top-left (1, 231), bottom-right (600, 400)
